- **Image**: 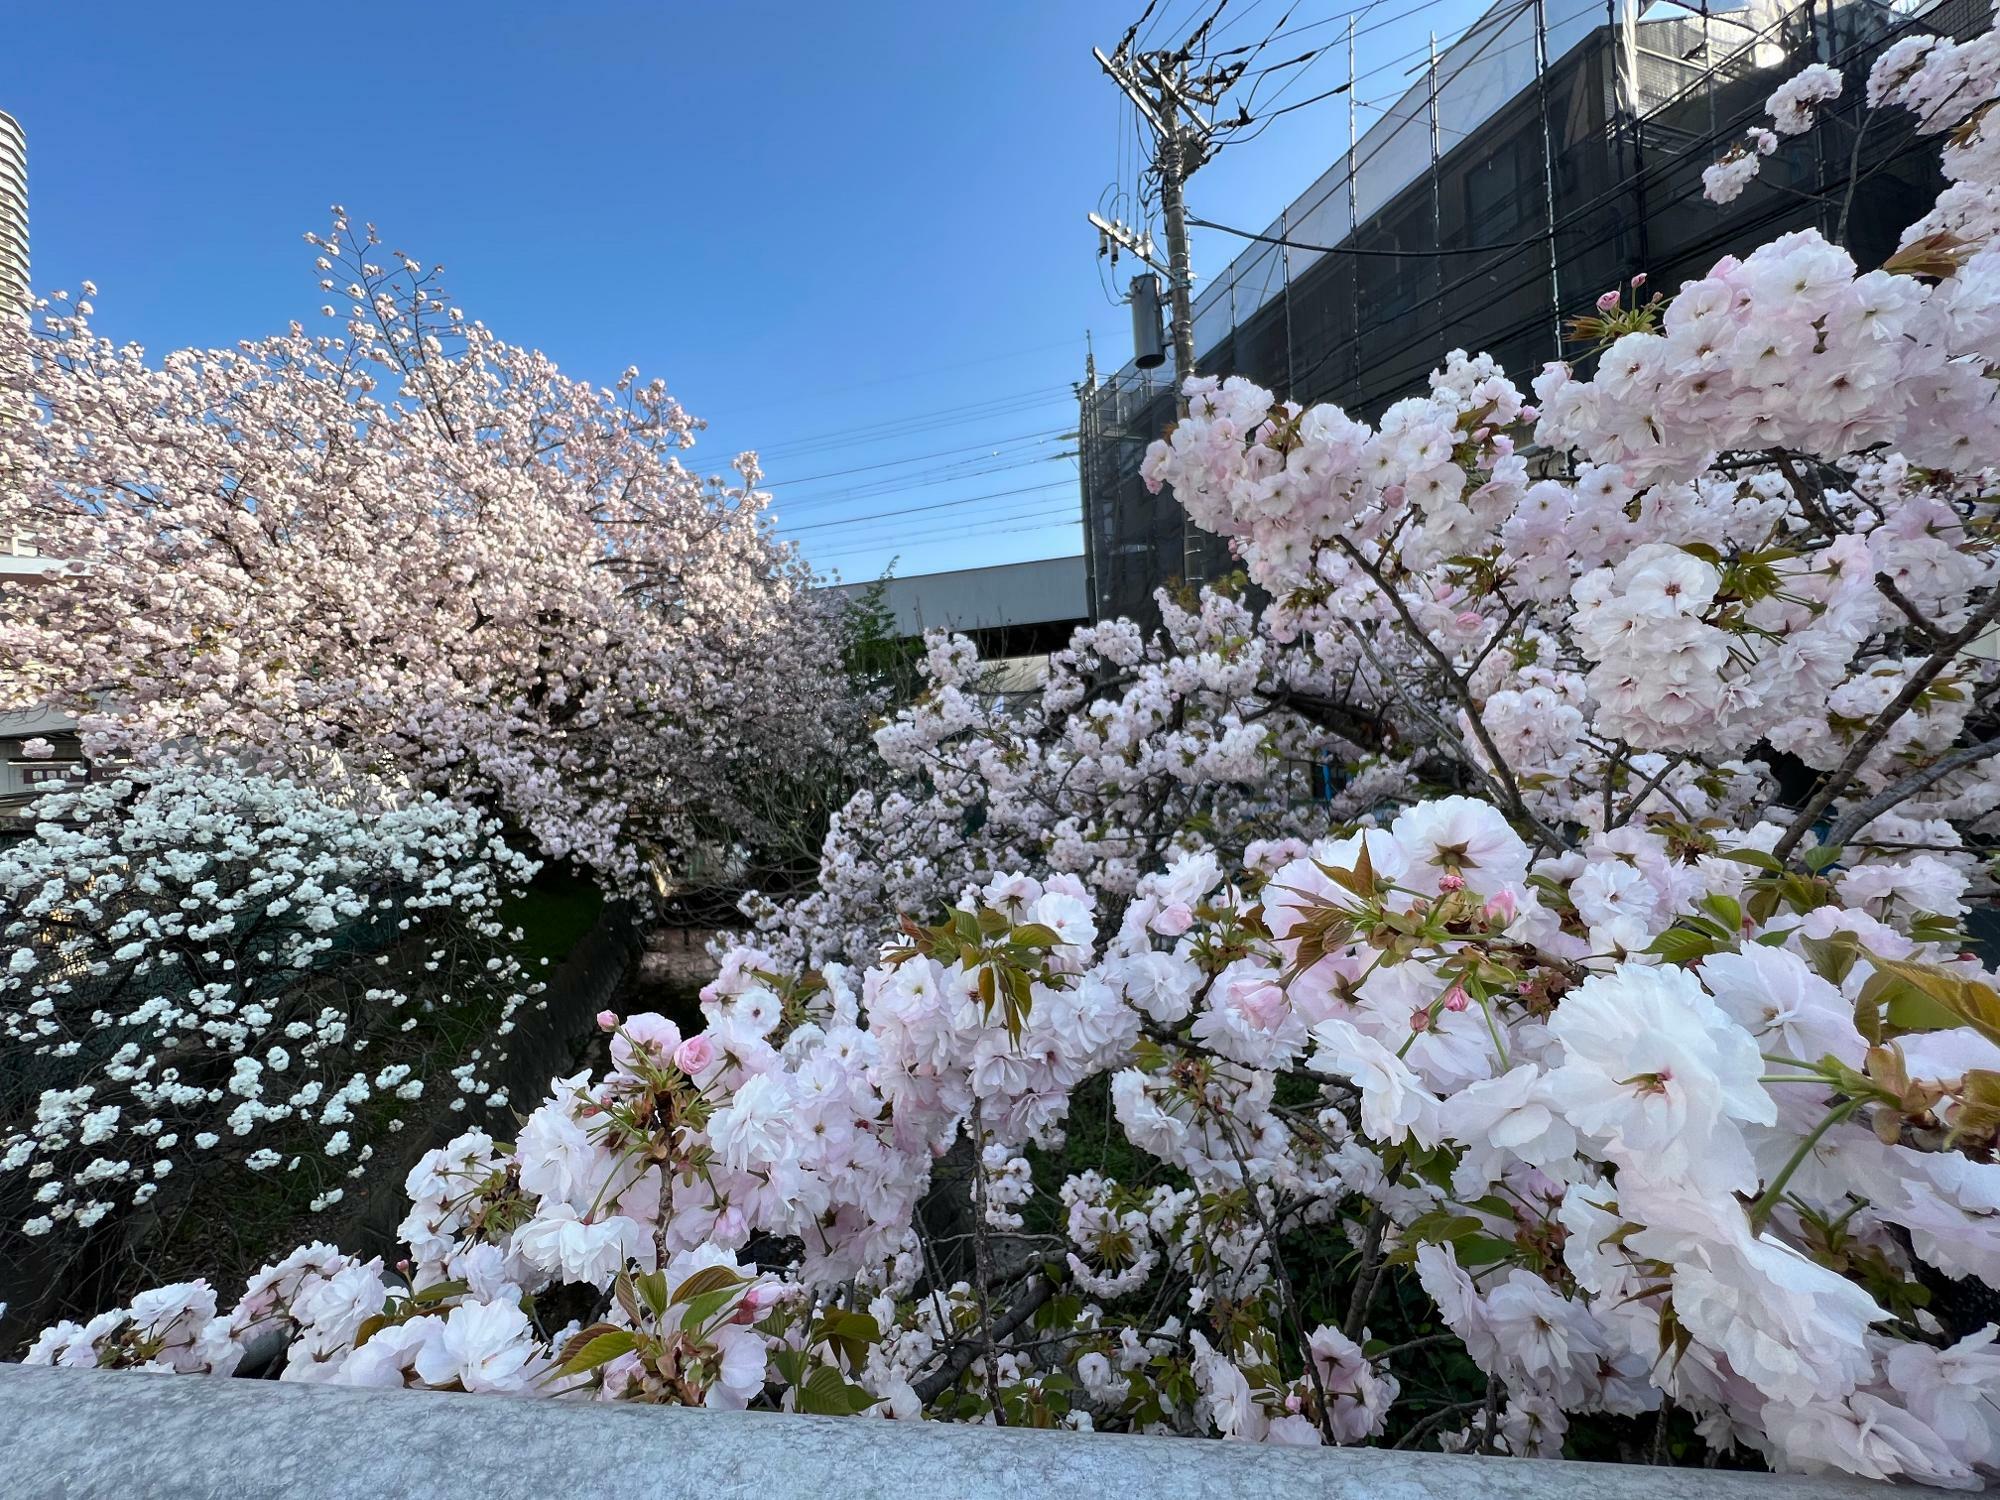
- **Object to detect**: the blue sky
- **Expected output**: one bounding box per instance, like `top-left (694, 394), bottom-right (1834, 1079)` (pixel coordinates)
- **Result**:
top-left (2, 0), bottom-right (1492, 582)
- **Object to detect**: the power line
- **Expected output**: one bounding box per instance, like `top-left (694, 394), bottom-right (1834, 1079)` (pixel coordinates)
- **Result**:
top-left (690, 337), bottom-right (1080, 422)
top-left (805, 514), bottom-right (1084, 568)
top-left (1289, 93), bottom-right (1938, 401)
top-left (1192, 0), bottom-right (1897, 399)
top-left (1188, 211), bottom-right (1551, 257)
top-left (773, 449), bottom-right (1078, 512)
top-left (1218, 0), bottom-right (1546, 151)
top-left (762, 426), bottom-right (1073, 490)
top-left (727, 386), bottom-right (1074, 465)
top-left (774, 480), bottom-right (1078, 535)
top-left (789, 509), bottom-right (1083, 563)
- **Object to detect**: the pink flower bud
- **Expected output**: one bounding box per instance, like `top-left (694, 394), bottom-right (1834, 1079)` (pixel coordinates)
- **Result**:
top-left (1454, 611), bottom-right (1482, 631)
top-left (1630, 271), bottom-right (1647, 288)
top-left (1410, 1005), bottom-right (1433, 1034)
top-left (1437, 872), bottom-right (1465, 893)
top-left (1443, 984), bottom-right (1471, 1013)
top-left (1485, 888), bottom-right (1517, 924)
top-left (1520, 404), bottom-right (1539, 422)
top-left (1596, 289), bottom-right (1620, 312)
top-left (673, 1035), bottom-right (715, 1077)
top-left (596, 1009), bottom-right (619, 1032)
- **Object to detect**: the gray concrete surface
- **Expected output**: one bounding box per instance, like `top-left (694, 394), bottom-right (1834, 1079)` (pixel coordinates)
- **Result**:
top-left (0, 1364), bottom-right (1894, 1500)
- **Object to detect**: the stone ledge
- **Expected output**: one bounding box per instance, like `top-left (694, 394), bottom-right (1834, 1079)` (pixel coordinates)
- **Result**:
top-left (0, 1365), bottom-right (1891, 1500)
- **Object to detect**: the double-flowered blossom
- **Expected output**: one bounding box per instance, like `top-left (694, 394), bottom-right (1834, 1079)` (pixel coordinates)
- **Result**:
top-left (22, 26), bottom-right (2000, 1490)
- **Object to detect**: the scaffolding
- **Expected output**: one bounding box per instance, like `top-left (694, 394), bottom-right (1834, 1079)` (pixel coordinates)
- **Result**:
top-left (1078, 0), bottom-right (1978, 625)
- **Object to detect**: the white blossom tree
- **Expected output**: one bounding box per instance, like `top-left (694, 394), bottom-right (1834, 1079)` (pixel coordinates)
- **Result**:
top-left (0, 213), bottom-right (853, 895)
top-left (0, 766), bottom-right (539, 1324)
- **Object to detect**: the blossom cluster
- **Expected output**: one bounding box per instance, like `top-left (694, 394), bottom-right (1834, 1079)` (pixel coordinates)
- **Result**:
top-left (0, 766), bottom-right (539, 1271)
top-left (27, 820), bottom-right (2000, 1482)
top-left (739, 587), bottom-right (1419, 970)
top-left (0, 213), bottom-right (854, 895)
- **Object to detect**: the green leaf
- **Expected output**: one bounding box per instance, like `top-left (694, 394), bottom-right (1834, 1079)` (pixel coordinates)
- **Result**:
top-left (814, 1308), bottom-right (882, 1371)
top-left (670, 1264), bottom-right (747, 1307)
top-left (1866, 954), bottom-right (2000, 1047)
top-left (1010, 922), bottom-right (1062, 948)
top-left (1802, 844), bottom-right (1843, 874)
top-left (635, 1270), bottom-right (670, 1319)
top-left (1646, 927), bottom-right (1723, 964)
top-left (1800, 933), bottom-right (1861, 986)
top-left (409, 1278), bottom-right (468, 1306)
top-left (1719, 847), bottom-right (1783, 872)
top-left (614, 1274), bottom-right (644, 1326)
top-left (795, 1365), bottom-right (881, 1416)
top-left (1452, 1235), bottom-right (1517, 1266)
top-left (556, 1328), bottom-right (636, 1377)
top-left (1697, 891), bottom-right (1742, 932)
top-left (678, 1286), bottom-right (743, 1332)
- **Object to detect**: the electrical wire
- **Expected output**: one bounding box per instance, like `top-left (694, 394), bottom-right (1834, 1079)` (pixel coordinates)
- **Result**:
top-left (1286, 88), bottom-right (1940, 400)
top-left (762, 426), bottom-right (1073, 490)
top-left (789, 498), bottom-right (1081, 551)
top-left (1189, 211), bottom-right (1558, 256)
top-left (735, 386), bottom-right (1075, 464)
top-left (690, 337), bottom-right (1079, 423)
top-left (774, 449), bottom-right (1080, 512)
top-left (1217, 0), bottom-right (1547, 151)
top-left (776, 482), bottom-right (1078, 536)
top-left (796, 501), bottom-right (1084, 559)
top-left (805, 514), bottom-right (1084, 568)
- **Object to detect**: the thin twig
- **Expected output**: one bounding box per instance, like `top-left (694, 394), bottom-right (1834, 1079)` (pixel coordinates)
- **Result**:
top-left (1822, 737), bottom-right (2000, 851)
top-left (1773, 589), bottom-right (2000, 861)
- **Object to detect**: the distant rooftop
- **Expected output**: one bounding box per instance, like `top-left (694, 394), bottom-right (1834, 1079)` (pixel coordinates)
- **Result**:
top-left (821, 555), bottom-right (1088, 637)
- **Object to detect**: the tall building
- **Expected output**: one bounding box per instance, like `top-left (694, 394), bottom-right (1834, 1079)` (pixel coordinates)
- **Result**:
top-left (0, 109), bottom-right (25, 307)
top-left (1078, 0), bottom-right (1970, 624)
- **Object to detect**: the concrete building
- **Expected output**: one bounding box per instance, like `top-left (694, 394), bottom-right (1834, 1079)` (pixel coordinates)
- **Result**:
top-left (822, 555), bottom-right (1089, 659)
top-left (0, 109), bottom-right (25, 308)
top-left (1079, 0), bottom-right (1971, 623)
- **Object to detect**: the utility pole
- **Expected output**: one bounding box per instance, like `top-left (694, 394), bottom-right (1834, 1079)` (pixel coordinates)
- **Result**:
top-left (1091, 40), bottom-right (1221, 588)
top-left (1151, 77), bottom-right (1200, 419)
top-left (1532, 0), bottom-right (1565, 360)
top-left (1077, 335), bottom-right (1103, 622)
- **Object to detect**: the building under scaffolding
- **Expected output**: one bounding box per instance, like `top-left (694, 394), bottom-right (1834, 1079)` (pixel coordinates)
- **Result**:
top-left (1077, 0), bottom-right (1978, 624)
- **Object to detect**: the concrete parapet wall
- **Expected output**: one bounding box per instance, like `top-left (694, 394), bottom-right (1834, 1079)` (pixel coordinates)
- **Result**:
top-left (0, 1365), bottom-right (1889, 1500)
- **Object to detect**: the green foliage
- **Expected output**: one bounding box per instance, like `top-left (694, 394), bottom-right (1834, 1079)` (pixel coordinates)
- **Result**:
top-left (837, 566), bottom-right (926, 702)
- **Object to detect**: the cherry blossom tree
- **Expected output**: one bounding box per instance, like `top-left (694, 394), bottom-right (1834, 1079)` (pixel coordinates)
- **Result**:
top-left (0, 213), bottom-right (852, 895)
top-left (0, 764), bottom-right (539, 1327)
top-left (18, 18), bottom-right (2000, 1491)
